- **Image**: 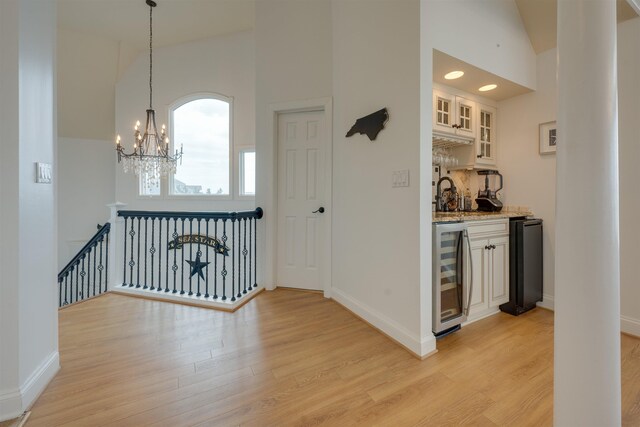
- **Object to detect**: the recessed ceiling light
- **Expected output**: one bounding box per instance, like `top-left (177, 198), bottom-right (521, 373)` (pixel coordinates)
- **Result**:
top-left (444, 71), bottom-right (464, 80)
top-left (479, 84), bottom-right (498, 92)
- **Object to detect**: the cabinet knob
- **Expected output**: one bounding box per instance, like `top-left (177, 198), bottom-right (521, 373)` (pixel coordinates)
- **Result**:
top-left (485, 245), bottom-right (490, 250)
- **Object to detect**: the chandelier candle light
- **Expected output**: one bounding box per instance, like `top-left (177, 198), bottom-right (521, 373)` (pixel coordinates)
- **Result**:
top-left (116, 0), bottom-right (182, 187)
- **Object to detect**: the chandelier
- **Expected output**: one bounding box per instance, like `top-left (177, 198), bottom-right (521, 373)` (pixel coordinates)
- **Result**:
top-left (116, 0), bottom-right (182, 187)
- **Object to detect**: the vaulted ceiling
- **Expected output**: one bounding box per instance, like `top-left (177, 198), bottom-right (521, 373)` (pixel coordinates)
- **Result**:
top-left (57, 0), bottom-right (638, 54)
top-left (57, 0), bottom-right (254, 50)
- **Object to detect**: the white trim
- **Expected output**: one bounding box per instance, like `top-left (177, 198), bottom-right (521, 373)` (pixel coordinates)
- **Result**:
top-left (113, 285), bottom-right (262, 311)
top-left (536, 293), bottom-right (555, 311)
top-left (264, 97), bottom-right (333, 298)
top-left (0, 389), bottom-right (22, 422)
top-left (332, 288), bottom-right (436, 357)
top-left (621, 315), bottom-right (640, 337)
top-left (20, 351), bottom-right (59, 412)
top-left (0, 351), bottom-right (59, 421)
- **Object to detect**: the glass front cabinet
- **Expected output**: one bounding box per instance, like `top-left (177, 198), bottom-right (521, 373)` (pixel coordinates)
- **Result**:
top-left (432, 85), bottom-right (498, 170)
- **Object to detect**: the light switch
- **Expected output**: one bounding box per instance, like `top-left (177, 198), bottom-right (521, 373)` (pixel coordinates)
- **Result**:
top-left (36, 162), bottom-right (52, 184)
top-left (392, 169), bottom-right (410, 188)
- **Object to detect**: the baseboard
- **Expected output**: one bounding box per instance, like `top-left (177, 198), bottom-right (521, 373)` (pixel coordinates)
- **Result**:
top-left (0, 389), bottom-right (22, 422)
top-left (331, 288), bottom-right (436, 358)
top-left (536, 293), bottom-right (555, 311)
top-left (0, 351), bottom-right (59, 422)
top-left (621, 315), bottom-right (640, 338)
top-left (20, 351), bottom-right (59, 411)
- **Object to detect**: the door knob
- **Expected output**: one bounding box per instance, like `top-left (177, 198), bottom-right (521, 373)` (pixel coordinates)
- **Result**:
top-left (312, 207), bottom-right (325, 214)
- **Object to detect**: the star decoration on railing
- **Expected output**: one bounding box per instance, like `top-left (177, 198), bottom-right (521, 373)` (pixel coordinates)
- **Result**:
top-left (186, 254), bottom-right (210, 280)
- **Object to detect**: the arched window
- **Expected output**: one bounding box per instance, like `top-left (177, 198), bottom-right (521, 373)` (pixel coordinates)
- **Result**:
top-left (170, 95), bottom-right (231, 196)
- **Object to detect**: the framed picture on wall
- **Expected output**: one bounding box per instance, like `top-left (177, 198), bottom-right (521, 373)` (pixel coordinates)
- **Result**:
top-left (539, 121), bottom-right (557, 155)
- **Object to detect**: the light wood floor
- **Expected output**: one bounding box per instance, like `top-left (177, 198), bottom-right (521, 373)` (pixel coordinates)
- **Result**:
top-left (27, 290), bottom-right (640, 426)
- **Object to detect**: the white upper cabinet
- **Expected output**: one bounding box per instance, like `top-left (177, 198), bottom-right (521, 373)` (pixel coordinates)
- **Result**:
top-left (432, 85), bottom-right (498, 170)
top-left (476, 104), bottom-right (497, 167)
top-left (433, 90), bottom-right (477, 141)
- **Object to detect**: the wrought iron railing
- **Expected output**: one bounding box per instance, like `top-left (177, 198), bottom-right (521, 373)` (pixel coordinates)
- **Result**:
top-left (58, 223), bottom-right (111, 307)
top-left (117, 208), bottom-right (263, 302)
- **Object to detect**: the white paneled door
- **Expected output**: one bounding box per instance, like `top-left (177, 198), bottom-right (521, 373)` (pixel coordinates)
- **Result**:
top-left (277, 111), bottom-right (326, 291)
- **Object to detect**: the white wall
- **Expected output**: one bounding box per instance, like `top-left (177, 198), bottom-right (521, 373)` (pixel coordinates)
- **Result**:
top-left (425, 0), bottom-right (537, 90)
top-left (497, 49), bottom-right (557, 308)
top-left (0, 0), bottom-right (59, 420)
top-left (115, 31), bottom-right (256, 212)
top-left (57, 138), bottom-right (115, 269)
top-left (254, 0), bottom-right (333, 288)
top-left (57, 29), bottom-right (121, 141)
top-left (331, 0), bottom-right (428, 355)
top-left (0, 0), bottom-right (22, 419)
top-left (618, 17), bottom-right (640, 336)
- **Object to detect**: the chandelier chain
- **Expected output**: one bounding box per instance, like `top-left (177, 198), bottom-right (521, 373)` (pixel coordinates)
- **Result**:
top-left (149, 3), bottom-right (153, 109)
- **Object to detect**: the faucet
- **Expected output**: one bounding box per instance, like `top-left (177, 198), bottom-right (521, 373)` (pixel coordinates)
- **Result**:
top-left (435, 177), bottom-right (457, 212)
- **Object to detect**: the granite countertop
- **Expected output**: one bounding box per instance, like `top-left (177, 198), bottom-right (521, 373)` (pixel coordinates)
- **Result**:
top-left (432, 210), bottom-right (533, 223)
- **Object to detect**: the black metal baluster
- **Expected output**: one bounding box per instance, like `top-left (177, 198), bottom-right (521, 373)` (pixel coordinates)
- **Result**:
top-left (64, 274), bottom-right (69, 305)
top-left (165, 218), bottom-right (170, 292)
top-left (243, 218), bottom-right (248, 295)
top-left (149, 217), bottom-right (155, 290)
top-left (129, 218), bottom-right (135, 287)
top-left (231, 218), bottom-right (236, 302)
top-left (188, 218), bottom-right (193, 296)
top-left (254, 216), bottom-right (258, 289)
top-left (80, 254), bottom-right (91, 300)
top-left (249, 217), bottom-right (253, 293)
top-left (157, 217), bottom-right (162, 292)
top-left (222, 219), bottom-right (227, 300)
top-left (104, 232), bottom-right (109, 293)
top-left (237, 218), bottom-right (242, 299)
top-left (205, 219), bottom-right (210, 298)
top-left (98, 239), bottom-right (104, 294)
top-left (196, 218), bottom-right (201, 297)
top-left (136, 217), bottom-right (142, 288)
top-left (75, 262), bottom-right (79, 302)
top-left (123, 217), bottom-right (128, 286)
top-left (93, 242), bottom-right (97, 296)
top-left (143, 217), bottom-right (148, 289)
top-left (213, 219), bottom-right (218, 299)
top-left (172, 218), bottom-right (178, 293)
top-left (180, 218), bottom-right (185, 295)
top-left (59, 279), bottom-right (62, 307)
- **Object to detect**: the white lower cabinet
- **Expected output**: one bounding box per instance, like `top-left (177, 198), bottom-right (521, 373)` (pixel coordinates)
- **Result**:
top-left (464, 220), bottom-right (509, 323)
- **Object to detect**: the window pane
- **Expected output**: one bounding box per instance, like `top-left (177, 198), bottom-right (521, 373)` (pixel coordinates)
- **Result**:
top-left (171, 98), bottom-right (230, 195)
top-left (241, 151), bottom-right (255, 196)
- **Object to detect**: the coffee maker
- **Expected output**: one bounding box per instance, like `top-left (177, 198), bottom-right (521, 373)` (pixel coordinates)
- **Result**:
top-left (476, 170), bottom-right (503, 212)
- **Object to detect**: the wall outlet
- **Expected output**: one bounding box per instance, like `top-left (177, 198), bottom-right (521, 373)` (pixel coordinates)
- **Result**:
top-left (35, 162), bottom-right (52, 184)
top-left (392, 169), bottom-right (410, 188)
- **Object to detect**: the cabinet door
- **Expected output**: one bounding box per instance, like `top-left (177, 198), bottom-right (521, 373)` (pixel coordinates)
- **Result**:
top-left (477, 104), bottom-right (497, 166)
top-left (433, 90), bottom-right (456, 134)
top-left (489, 236), bottom-right (509, 307)
top-left (466, 238), bottom-right (489, 316)
top-left (455, 97), bottom-right (477, 140)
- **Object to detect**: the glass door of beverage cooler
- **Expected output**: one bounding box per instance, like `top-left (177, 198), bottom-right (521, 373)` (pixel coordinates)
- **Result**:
top-left (433, 222), bottom-right (470, 334)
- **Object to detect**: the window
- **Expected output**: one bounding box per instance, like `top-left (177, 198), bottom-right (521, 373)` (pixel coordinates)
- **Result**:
top-left (239, 149), bottom-right (255, 196)
top-left (170, 97), bottom-right (231, 196)
top-left (137, 93), bottom-right (255, 199)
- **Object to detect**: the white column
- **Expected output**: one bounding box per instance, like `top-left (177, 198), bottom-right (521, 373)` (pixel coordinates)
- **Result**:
top-left (555, 0), bottom-right (620, 425)
top-left (107, 202), bottom-right (127, 291)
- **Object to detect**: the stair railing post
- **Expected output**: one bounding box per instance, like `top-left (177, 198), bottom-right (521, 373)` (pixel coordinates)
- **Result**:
top-left (107, 202), bottom-right (127, 291)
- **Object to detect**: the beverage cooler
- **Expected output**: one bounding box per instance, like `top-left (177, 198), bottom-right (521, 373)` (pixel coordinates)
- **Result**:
top-left (432, 222), bottom-right (473, 337)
